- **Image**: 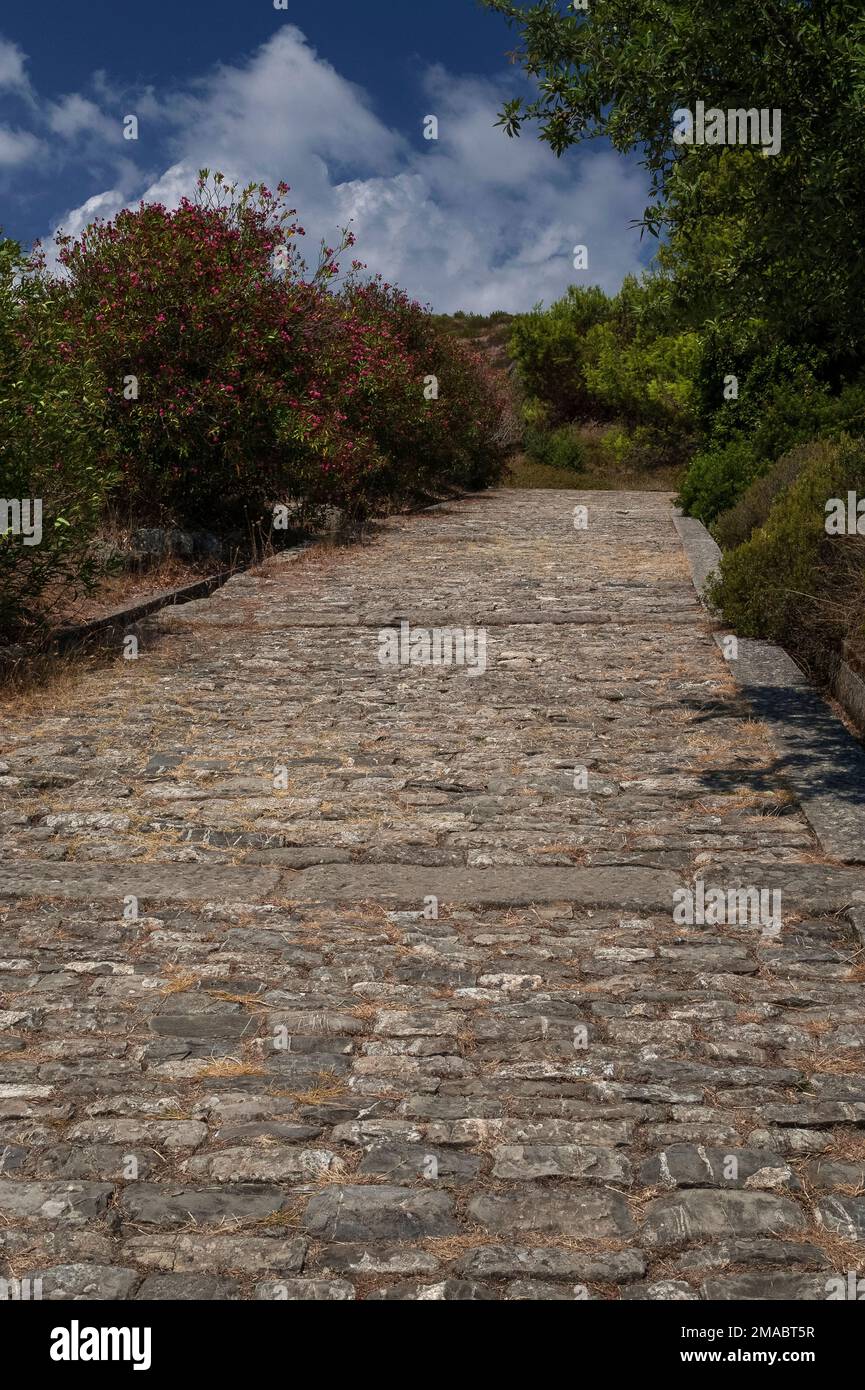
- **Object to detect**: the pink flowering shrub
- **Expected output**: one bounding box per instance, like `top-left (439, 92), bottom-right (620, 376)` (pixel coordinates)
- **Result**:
top-left (52, 172), bottom-right (512, 530)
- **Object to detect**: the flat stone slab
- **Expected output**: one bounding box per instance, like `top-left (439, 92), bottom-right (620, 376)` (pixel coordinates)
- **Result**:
top-left (0, 861), bottom-right (683, 910)
top-left (0, 863), bottom-right (281, 902)
top-left (283, 864), bottom-right (680, 908)
top-left (301, 1186), bottom-right (458, 1242)
top-left (706, 862), bottom-right (865, 910)
top-left (641, 1190), bottom-right (806, 1249)
top-left (468, 1187), bottom-right (635, 1239)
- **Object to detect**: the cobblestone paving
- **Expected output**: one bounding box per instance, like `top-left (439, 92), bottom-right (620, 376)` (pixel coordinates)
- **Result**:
top-left (2, 489), bottom-right (865, 1301)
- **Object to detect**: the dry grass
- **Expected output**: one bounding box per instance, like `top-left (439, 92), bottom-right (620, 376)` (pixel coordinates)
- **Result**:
top-left (799, 1219), bottom-right (864, 1274)
top-left (798, 1019), bottom-right (833, 1038)
top-left (255, 1203), bottom-right (306, 1231)
top-left (788, 1050), bottom-right (865, 1077)
top-left (207, 989), bottom-right (268, 1011)
top-left (0, 647), bottom-right (108, 715)
top-left (504, 448), bottom-right (682, 494)
top-left (195, 1056), bottom-right (267, 1079)
top-left (707, 788), bottom-right (797, 816)
top-left (421, 1232), bottom-right (495, 1260)
top-left (349, 1004), bottom-right (382, 1023)
top-left (821, 1132), bottom-right (865, 1163)
top-left (271, 1070), bottom-right (347, 1105)
top-left (158, 968), bottom-right (199, 997)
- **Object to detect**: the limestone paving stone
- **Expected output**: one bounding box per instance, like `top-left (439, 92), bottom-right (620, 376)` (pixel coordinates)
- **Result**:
top-left (365, 1278), bottom-right (498, 1300)
top-left (505, 1280), bottom-right (597, 1300)
top-left (620, 1281), bottom-right (699, 1301)
top-left (301, 1186), bottom-right (458, 1242)
top-left (456, 1246), bottom-right (646, 1283)
top-left (815, 1195), bottom-right (865, 1242)
top-left (122, 1234), bottom-right (308, 1275)
top-left (641, 1191), bottom-right (807, 1249)
top-left (1, 489), bottom-right (863, 1299)
top-left (700, 1273), bottom-right (835, 1301)
top-left (36, 1264), bottom-right (142, 1300)
top-left (468, 1187), bottom-right (635, 1239)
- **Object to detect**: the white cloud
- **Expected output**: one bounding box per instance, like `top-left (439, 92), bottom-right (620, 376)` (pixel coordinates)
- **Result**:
top-left (49, 187), bottom-right (126, 244)
top-left (161, 29), bottom-right (404, 178)
top-left (0, 37), bottom-right (32, 98)
top-left (334, 68), bottom-right (649, 310)
top-left (0, 125), bottom-right (40, 167)
top-left (40, 26), bottom-right (649, 311)
top-left (47, 94), bottom-right (117, 142)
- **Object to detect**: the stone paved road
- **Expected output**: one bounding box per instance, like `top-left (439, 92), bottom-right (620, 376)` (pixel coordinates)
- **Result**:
top-left (2, 489), bottom-right (865, 1301)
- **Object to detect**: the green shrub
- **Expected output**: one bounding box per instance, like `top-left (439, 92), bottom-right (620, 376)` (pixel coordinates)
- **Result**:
top-left (695, 328), bottom-right (820, 438)
top-left (616, 422), bottom-right (696, 473)
top-left (0, 238), bottom-right (116, 644)
top-left (545, 427), bottom-right (585, 473)
top-left (510, 275), bottom-right (700, 450)
top-left (707, 435), bottom-right (865, 662)
top-left (679, 371), bottom-right (865, 524)
top-left (525, 424), bottom-right (585, 473)
top-left (581, 323), bottom-right (701, 428)
top-left (677, 437), bottom-right (767, 524)
top-left (712, 442), bottom-right (825, 550)
top-left (510, 284), bottom-right (611, 420)
top-left (817, 380), bottom-right (865, 440)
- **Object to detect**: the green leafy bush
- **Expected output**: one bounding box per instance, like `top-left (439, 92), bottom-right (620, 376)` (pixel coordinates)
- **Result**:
top-left (581, 323), bottom-right (701, 428)
top-left (677, 437), bottom-right (766, 524)
top-left (712, 443), bottom-right (823, 551)
top-left (680, 373), bottom-right (865, 524)
top-left (601, 421), bottom-right (696, 474)
top-left (510, 275), bottom-right (700, 472)
top-left (693, 328), bottom-right (819, 437)
top-left (0, 238), bottom-right (116, 644)
top-left (509, 284), bottom-right (611, 421)
top-left (707, 436), bottom-right (865, 664)
top-left (525, 424), bottom-right (585, 474)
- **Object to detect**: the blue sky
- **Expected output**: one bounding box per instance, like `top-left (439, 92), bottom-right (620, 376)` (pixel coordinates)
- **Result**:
top-left (0, 0), bottom-right (651, 312)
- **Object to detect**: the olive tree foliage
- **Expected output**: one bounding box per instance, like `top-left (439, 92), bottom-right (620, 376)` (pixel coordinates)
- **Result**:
top-left (483, 1), bottom-right (865, 366)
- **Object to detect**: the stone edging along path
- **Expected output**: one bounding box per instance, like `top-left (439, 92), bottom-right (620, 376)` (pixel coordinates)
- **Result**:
top-left (50, 568), bottom-right (247, 655)
top-left (2, 488), bottom-right (865, 1302)
top-left (674, 510), bottom-right (865, 866)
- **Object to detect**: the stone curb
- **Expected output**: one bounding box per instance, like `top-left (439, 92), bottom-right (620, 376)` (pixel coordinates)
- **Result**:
top-left (672, 512), bottom-right (722, 605)
top-left (834, 661), bottom-right (865, 730)
top-left (673, 509), bottom-right (865, 864)
top-left (50, 567), bottom-right (249, 653)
